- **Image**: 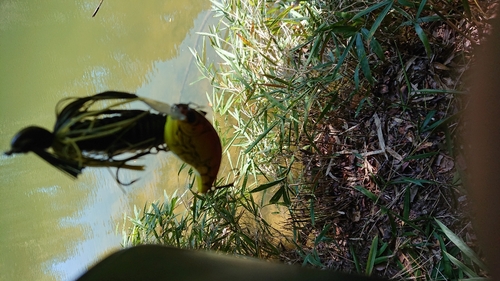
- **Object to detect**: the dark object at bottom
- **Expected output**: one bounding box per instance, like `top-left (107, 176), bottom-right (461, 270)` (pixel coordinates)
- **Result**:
top-left (76, 245), bottom-right (387, 281)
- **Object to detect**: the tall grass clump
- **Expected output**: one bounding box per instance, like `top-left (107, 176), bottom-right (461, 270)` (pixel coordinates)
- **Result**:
top-left (193, 0), bottom-right (372, 201)
top-left (124, 0), bottom-right (490, 278)
top-left (123, 189), bottom-right (285, 258)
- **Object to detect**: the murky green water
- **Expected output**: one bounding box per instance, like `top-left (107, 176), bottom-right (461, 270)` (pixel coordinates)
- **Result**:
top-left (0, 0), bottom-right (218, 280)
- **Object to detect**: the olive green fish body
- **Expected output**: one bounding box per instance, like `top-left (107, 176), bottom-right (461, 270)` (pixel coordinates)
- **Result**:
top-left (165, 104), bottom-right (222, 193)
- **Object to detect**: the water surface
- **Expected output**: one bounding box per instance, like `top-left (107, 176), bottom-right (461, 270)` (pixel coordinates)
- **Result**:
top-left (0, 0), bottom-right (217, 280)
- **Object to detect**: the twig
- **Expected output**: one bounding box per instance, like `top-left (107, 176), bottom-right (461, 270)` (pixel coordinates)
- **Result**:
top-left (92, 0), bottom-right (104, 18)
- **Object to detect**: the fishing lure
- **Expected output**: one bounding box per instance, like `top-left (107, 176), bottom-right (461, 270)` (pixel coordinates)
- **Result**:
top-left (5, 91), bottom-right (224, 193)
top-left (5, 91), bottom-right (170, 181)
top-left (165, 104), bottom-right (222, 193)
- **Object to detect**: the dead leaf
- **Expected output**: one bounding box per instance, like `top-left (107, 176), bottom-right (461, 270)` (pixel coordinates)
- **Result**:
top-left (438, 154), bottom-right (454, 173)
top-left (416, 141), bottom-right (434, 151)
top-left (351, 210), bottom-right (361, 222)
top-left (433, 62), bottom-right (451, 71)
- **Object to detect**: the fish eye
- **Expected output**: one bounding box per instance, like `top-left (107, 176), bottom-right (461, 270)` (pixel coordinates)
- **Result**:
top-left (186, 109), bottom-right (197, 123)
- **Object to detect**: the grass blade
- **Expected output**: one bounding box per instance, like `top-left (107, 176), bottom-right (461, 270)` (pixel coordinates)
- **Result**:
top-left (354, 185), bottom-right (378, 201)
top-left (355, 33), bottom-right (374, 84)
top-left (435, 219), bottom-right (488, 270)
top-left (250, 177), bottom-right (286, 193)
top-left (416, 0), bottom-right (427, 19)
top-left (444, 251), bottom-right (479, 278)
top-left (414, 23), bottom-right (431, 57)
top-left (365, 235), bottom-right (378, 275)
top-left (244, 120), bottom-right (279, 154)
top-left (367, 1), bottom-right (393, 41)
top-left (352, 1), bottom-right (391, 20)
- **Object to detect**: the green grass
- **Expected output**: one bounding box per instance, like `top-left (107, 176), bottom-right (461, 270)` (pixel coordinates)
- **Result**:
top-left (123, 188), bottom-right (287, 258)
top-left (123, 0), bottom-right (488, 279)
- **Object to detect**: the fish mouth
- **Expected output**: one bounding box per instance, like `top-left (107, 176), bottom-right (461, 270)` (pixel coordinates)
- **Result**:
top-left (170, 104), bottom-right (189, 121)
